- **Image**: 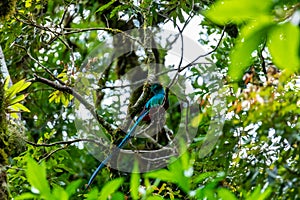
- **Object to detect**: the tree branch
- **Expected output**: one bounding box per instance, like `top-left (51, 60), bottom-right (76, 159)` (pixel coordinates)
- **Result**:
top-left (14, 44), bottom-right (66, 86)
top-left (33, 74), bottom-right (114, 133)
top-left (15, 17), bottom-right (144, 47)
top-left (39, 145), bottom-right (68, 163)
top-left (25, 138), bottom-right (103, 147)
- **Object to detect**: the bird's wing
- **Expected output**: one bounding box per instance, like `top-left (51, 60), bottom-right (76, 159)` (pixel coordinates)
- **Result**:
top-left (145, 93), bottom-right (165, 109)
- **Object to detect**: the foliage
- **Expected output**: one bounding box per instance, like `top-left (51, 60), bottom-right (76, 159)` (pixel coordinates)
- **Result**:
top-left (9, 149), bottom-right (273, 200)
top-left (3, 77), bottom-right (31, 118)
top-left (0, 0), bottom-right (17, 20)
top-left (205, 0), bottom-right (300, 82)
top-left (0, 0), bottom-right (299, 199)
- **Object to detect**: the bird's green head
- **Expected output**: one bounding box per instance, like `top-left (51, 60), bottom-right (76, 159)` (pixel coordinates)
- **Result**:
top-left (150, 83), bottom-right (164, 94)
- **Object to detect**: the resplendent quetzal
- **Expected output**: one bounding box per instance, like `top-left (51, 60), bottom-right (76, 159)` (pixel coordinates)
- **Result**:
top-left (86, 83), bottom-right (167, 189)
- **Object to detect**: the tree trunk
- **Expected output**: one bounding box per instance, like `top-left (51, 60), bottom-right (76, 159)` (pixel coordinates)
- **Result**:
top-left (0, 73), bottom-right (8, 200)
top-left (0, 45), bottom-right (9, 200)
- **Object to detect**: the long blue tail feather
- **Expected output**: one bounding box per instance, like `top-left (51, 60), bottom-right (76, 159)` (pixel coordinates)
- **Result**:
top-left (85, 110), bottom-right (149, 189)
top-left (117, 110), bottom-right (149, 148)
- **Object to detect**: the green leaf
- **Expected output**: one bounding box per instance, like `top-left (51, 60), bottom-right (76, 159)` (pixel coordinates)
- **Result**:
top-left (9, 94), bottom-right (26, 105)
top-left (86, 188), bottom-right (99, 200)
top-left (52, 185), bottom-right (69, 200)
top-left (169, 158), bottom-right (190, 193)
top-left (229, 17), bottom-right (273, 81)
top-left (205, 0), bottom-right (273, 24)
top-left (5, 79), bottom-right (24, 98)
top-left (10, 113), bottom-right (19, 119)
top-left (26, 158), bottom-right (51, 198)
top-left (66, 180), bottom-right (82, 196)
top-left (25, 0), bottom-right (32, 8)
top-left (18, 81), bottom-right (31, 93)
top-left (257, 187), bottom-right (272, 200)
top-left (5, 79), bottom-right (31, 100)
top-left (110, 5), bottom-right (130, 19)
top-left (145, 169), bottom-right (175, 182)
top-left (3, 76), bottom-right (10, 90)
top-left (246, 185), bottom-right (272, 200)
top-left (177, 8), bottom-right (185, 23)
top-left (218, 188), bottom-right (237, 200)
top-left (194, 172), bottom-right (218, 184)
top-left (49, 91), bottom-right (58, 103)
top-left (15, 193), bottom-right (38, 199)
top-left (111, 192), bottom-right (125, 200)
top-left (146, 156), bottom-right (190, 193)
top-left (55, 92), bottom-right (61, 103)
top-left (10, 103), bottom-right (31, 112)
top-left (61, 93), bottom-right (69, 107)
top-left (57, 70), bottom-right (66, 78)
top-left (96, 0), bottom-right (116, 14)
top-left (268, 23), bottom-right (300, 72)
top-left (191, 114), bottom-right (203, 127)
top-left (99, 178), bottom-right (124, 200)
top-left (247, 185), bottom-right (261, 200)
top-left (130, 161), bottom-right (140, 200)
top-left (180, 149), bottom-right (190, 171)
top-left (146, 196), bottom-right (164, 200)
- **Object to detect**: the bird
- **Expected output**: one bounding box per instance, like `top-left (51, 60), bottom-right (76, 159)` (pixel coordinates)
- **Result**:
top-left (85, 83), bottom-right (166, 189)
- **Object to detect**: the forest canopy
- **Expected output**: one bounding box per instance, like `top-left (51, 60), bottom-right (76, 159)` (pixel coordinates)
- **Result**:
top-left (0, 0), bottom-right (299, 199)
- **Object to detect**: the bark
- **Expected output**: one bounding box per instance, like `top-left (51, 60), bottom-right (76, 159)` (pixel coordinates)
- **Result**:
top-left (0, 45), bottom-right (9, 200)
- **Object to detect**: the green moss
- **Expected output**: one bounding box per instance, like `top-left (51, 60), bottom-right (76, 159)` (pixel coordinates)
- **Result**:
top-left (0, 77), bottom-right (8, 199)
top-left (0, 79), bottom-right (6, 141)
top-left (0, 149), bottom-right (8, 165)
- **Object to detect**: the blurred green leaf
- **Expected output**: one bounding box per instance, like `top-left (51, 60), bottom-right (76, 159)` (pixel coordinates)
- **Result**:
top-left (246, 185), bottom-right (272, 200)
top-left (145, 169), bottom-right (175, 182)
top-left (15, 193), bottom-right (38, 200)
top-left (52, 186), bottom-right (69, 200)
top-left (66, 180), bottom-right (82, 196)
top-left (86, 188), bottom-right (99, 200)
top-left (229, 17), bottom-right (274, 81)
top-left (3, 76), bottom-right (10, 90)
top-left (130, 161), bottom-right (140, 200)
top-left (26, 158), bottom-right (51, 198)
top-left (147, 196), bottom-right (164, 200)
top-left (205, 0), bottom-right (273, 24)
top-left (96, 0), bottom-right (116, 13)
top-left (194, 172), bottom-right (218, 184)
top-left (169, 158), bottom-right (190, 193)
top-left (191, 114), bottom-right (203, 127)
top-left (268, 23), bottom-right (300, 72)
top-left (218, 188), bottom-right (237, 200)
top-left (111, 192), bottom-right (125, 200)
top-left (99, 178), bottom-right (124, 200)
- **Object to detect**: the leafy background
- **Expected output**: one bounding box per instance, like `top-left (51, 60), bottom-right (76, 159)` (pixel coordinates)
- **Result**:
top-left (0, 0), bottom-right (299, 199)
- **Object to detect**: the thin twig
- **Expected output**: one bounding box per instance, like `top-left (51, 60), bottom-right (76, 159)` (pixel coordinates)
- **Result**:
top-left (14, 44), bottom-right (66, 86)
top-left (179, 26), bottom-right (226, 72)
top-left (25, 138), bottom-right (103, 147)
top-left (259, 40), bottom-right (267, 80)
top-left (102, 62), bottom-right (213, 89)
top-left (39, 145), bottom-right (68, 164)
top-left (15, 17), bottom-right (144, 47)
top-left (59, 0), bottom-right (74, 26)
